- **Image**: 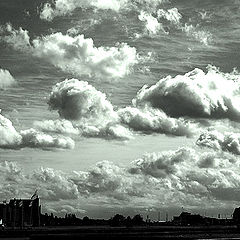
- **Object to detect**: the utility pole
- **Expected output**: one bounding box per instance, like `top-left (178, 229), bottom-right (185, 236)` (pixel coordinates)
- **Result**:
top-left (21, 202), bottom-right (24, 229)
top-left (158, 211), bottom-right (160, 222)
top-left (166, 213), bottom-right (168, 222)
top-left (13, 200), bottom-right (16, 230)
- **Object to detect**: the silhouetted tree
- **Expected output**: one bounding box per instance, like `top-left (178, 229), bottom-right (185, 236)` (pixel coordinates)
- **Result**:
top-left (82, 216), bottom-right (90, 225)
top-left (132, 214), bottom-right (144, 225)
top-left (110, 214), bottom-right (126, 226)
top-left (125, 216), bottom-right (132, 227)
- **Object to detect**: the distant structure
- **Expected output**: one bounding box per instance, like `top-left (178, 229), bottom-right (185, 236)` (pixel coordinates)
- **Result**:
top-left (173, 211), bottom-right (233, 226)
top-left (233, 207), bottom-right (240, 224)
top-left (0, 191), bottom-right (41, 228)
top-left (173, 212), bottom-right (204, 225)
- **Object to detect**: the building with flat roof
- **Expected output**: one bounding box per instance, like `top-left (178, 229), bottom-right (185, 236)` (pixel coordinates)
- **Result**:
top-left (0, 193), bottom-right (41, 228)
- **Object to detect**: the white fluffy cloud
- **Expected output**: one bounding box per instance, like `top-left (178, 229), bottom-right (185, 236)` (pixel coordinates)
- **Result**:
top-left (0, 24), bottom-right (30, 51)
top-left (157, 8), bottom-right (182, 25)
top-left (32, 167), bottom-right (79, 201)
top-left (0, 68), bottom-right (16, 89)
top-left (45, 78), bottom-right (196, 138)
top-left (32, 32), bottom-right (137, 78)
top-left (40, 0), bottom-right (126, 21)
top-left (1, 147), bottom-right (240, 214)
top-left (47, 78), bottom-right (132, 139)
top-left (40, 0), bottom-right (166, 21)
top-left (134, 66), bottom-right (240, 122)
top-left (48, 79), bottom-right (117, 122)
top-left (137, 7), bottom-right (211, 45)
top-left (197, 130), bottom-right (240, 155)
top-left (136, 8), bottom-right (182, 37)
top-left (118, 106), bottom-right (195, 137)
top-left (20, 128), bottom-right (75, 150)
top-left (34, 119), bottom-right (80, 135)
top-left (0, 112), bottom-right (75, 150)
top-left (0, 111), bottom-right (22, 148)
top-left (0, 24), bottom-right (138, 79)
top-left (138, 11), bottom-right (166, 36)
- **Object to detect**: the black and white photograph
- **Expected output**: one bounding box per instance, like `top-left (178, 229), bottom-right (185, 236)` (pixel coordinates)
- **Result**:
top-left (1, 0), bottom-right (240, 239)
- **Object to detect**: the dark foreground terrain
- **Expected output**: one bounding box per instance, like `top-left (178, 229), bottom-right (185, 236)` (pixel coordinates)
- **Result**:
top-left (1, 226), bottom-right (240, 240)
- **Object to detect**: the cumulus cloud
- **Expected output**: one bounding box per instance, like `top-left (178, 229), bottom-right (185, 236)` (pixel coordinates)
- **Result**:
top-left (0, 24), bottom-right (30, 51)
top-left (134, 66), bottom-right (240, 122)
top-left (46, 78), bottom-right (196, 139)
top-left (127, 147), bottom-right (240, 203)
top-left (32, 32), bottom-right (137, 78)
top-left (0, 111), bottom-right (22, 148)
top-left (118, 106), bottom-right (195, 137)
top-left (71, 161), bottom-right (138, 200)
top-left (1, 147), bottom-right (240, 214)
top-left (0, 24), bottom-right (138, 79)
top-left (0, 111), bottom-right (74, 150)
top-left (20, 128), bottom-right (75, 149)
top-left (47, 79), bottom-right (132, 140)
top-left (40, 0), bottom-right (167, 21)
top-left (138, 11), bottom-right (166, 36)
top-left (34, 119), bottom-right (80, 135)
top-left (0, 68), bottom-right (16, 89)
top-left (32, 167), bottom-right (79, 201)
top-left (196, 130), bottom-right (240, 155)
top-left (157, 8), bottom-right (182, 25)
top-left (129, 148), bottom-right (191, 178)
top-left (48, 78), bottom-right (117, 123)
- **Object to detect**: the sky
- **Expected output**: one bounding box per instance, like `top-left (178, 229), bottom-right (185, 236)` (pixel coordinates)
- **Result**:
top-left (1, 0), bottom-right (240, 219)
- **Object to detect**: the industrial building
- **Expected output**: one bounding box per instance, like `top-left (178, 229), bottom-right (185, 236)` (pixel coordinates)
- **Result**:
top-left (0, 192), bottom-right (40, 228)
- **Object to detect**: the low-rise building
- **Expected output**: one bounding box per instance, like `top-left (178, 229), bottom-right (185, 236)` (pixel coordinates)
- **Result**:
top-left (0, 193), bottom-right (40, 228)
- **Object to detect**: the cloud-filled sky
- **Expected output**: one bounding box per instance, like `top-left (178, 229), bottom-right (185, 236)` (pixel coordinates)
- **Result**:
top-left (0, 0), bottom-right (240, 219)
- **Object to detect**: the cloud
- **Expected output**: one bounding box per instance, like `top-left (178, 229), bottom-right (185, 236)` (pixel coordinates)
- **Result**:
top-left (181, 23), bottom-right (212, 46)
top-left (196, 130), bottom-right (240, 155)
top-left (1, 147), bottom-right (240, 214)
top-left (47, 79), bottom-right (132, 140)
top-left (0, 68), bottom-right (16, 89)
top-left (136, 8), bottom-right (182, 37)
top-left (0, 111), bottom-right (75, 150)
top-left (48, 79), bottom-right (117, 121)
top-left (39, 0), bottom-right (167, 21)
top-left (129, 148), bottom-right (191, 178)
top-left (32, 167), bottom-right (79, 201)
top-left (20, 128), bottom-right (75, 150)
top-left (0, 111), bottom-right (22, 148)
top-left (34, 119), bottom-right (80, 135)
top-left (71, 161), bottom-right (138, 200)
top-left (32, 32), bottom-right (138, 78)
top-left (138, 11), bottom-right (166, 36)
top-left (46, 78), bottom-right (196, 139)
top-left (156, 7), bottom-right (212, 45)
top-left (157, 8), bottom-right (182, 25)
top-left (0, 24), bottom-right (30, 51)
top-left (0, 24), bottom-right (138, 79)
top-left (118, 106), bottom-right (195, 137)
top-left (40, 0), bottom-right (125, 21)
top-left (134, 66), bottom-right (240, 122)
